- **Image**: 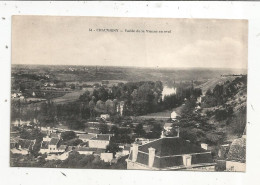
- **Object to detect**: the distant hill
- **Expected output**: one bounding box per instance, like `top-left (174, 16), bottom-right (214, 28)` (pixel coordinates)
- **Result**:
top-left (201, 75), bottom-right (247, 140)
top-left (196, 76), bottom-right (238, 95)
top-left (12, 64), bottom-right (247, 83)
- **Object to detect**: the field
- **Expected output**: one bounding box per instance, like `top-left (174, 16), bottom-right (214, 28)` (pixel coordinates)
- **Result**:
top-left (52, 89), bottom-right (89, 104)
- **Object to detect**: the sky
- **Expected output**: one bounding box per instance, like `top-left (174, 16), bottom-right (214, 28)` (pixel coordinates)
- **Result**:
top-left (12, 16), bottom-right (248, 69)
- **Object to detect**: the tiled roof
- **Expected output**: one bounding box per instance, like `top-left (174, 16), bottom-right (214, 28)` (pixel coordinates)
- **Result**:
top-left (76, 147), bottom-right (96, 152)
top-left (78, 134), bottom-right (96, 140)
top-left (139, 137), bottom-right (207, 157)
top-left (129, 137), bottom-right (214, 169)
top-left (41, 141), bottom-right (49, 149)
top-left (227, 137), bottom-right (246, 162)
top-left (90, 134), bottom-right (111, 141)
top-left (58, 145), bottom-right (67, 150)
top-left (50, 133), bottom-right (60, 138)
top-left (85, 128), bottom-right (100, 134)
top-left (49, 138), bottom-right (60, 145)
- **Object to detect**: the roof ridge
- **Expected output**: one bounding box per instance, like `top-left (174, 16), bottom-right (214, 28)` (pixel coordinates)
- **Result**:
top-left (139, 137), bottom-right (179, 147)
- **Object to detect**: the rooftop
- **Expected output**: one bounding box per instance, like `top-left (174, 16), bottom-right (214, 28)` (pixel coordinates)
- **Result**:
top-left (58, 145), bottom-right (67, 150)
top-left (139, 137), bottom-right (208, 157)
top-left (49, 138), bottom-right (60, 145)
top-left (90, 134), bottom-right (111, 141)
top-left (41, 141), bottom-right (49, 149)
top-left (129, 137), bottom-right (214, 169)
top-left (50, 133), bottom-right (60, 139)
top-left (78, 134), bottom-right (96, 140)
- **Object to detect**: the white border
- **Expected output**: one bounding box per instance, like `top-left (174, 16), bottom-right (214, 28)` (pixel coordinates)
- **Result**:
top-left (1, 1), bottom-right (260, 185)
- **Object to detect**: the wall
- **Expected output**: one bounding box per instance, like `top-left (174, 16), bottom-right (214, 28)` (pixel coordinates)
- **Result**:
top-left (126, 160), bottom-right (158, 170)
top-left (184, 165), bottom-right (215, 172)
top-left (226, 161), bottom-right (246, 172)
top-left (89, 140), bottom-right (109, 149)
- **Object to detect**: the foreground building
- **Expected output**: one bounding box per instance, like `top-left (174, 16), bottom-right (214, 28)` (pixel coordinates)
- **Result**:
top-left (126, 137), bottom-right (215, 171)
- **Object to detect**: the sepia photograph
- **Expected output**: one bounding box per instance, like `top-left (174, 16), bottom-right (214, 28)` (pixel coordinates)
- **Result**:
top-left (10, 16), bottom-right (248, 172)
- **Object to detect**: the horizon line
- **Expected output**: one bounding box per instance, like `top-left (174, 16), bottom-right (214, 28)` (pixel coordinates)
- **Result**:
top-left (11, 63), bottom-right (247, 71)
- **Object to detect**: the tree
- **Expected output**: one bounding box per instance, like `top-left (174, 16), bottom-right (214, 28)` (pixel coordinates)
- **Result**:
top-left (110, 125), bottom-right (119, 136)
top-left (134, 123), bottom-right (146, 137)
top-left (106, 141), bottom-right (120, 157)
top-left (63, 138), bottom-right (83, 146)
top-left (149, 123), bottom-right (163, 138)
top-left (99, 123), bottom-right (109, 134)
top-left (180, 97), bottom-right (197, 115)
top-left (105, 99), bottom-right (115, 114)
top-left (61, 131), bottom-right (76, 141)
top-left (68, 119), bottom-right (85, 130)
top-left (96, 100), bottom-right (106, 113)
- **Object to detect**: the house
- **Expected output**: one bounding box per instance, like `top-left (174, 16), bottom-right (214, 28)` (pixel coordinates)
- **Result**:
top-left (48, 138), bottom-right (60, 153)
top-left (78, 134), bottom-right (96, 142)
top-left (39, 141), bottom-right (49, 154)
top-left (89, 134), bottom-right (111, 149)
top-left (11, 139), bottom-right (36, 155)
top-left (126, 137), bottom-right (215, 171)
top-left (143, 125), bottom-right (152, 133)
top-left (116, 144), bottom-right (131, 158)
top-left (76, 147), bottom-right (96, 155)
top-left (135, 138), bottom-right (155, 145)
top-left (46, 151), bottom-right (72, 161)
top-left (164, 123), bottom-right (173, 132)
top-left (101, 153), bottom-right (113, 163)
top-left (100, 114), bottom-right (110, 120)
top-left (40, 138), bottom-right (66, 154)
top-left (50, 132), bottom-right (61, 139)
top-left (85, 128), bottom-right (100, 134)
top-left (171, 111), bottom-right (178, 120)
top-left (58, 145), bottom-right (67, 153)
top-left (197, 96), bottom-right (202, 104)
top-left (226, 136), bottom-right (246, 172)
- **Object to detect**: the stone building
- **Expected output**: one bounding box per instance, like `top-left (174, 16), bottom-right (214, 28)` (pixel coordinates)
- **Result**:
top-left (126, 137), bottom-right (215, 171)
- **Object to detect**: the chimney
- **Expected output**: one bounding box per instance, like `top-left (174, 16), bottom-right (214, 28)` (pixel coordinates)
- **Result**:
top-left (176, 126), bottom-right (180, 137)
top-left (201, 143), bottom-right (208, 150)
top-left (148, 147), bottom-right (156, 168)
top-left (132, 143), bottom-right (139, 162)
top-left (182, 154), bottom-right (192, 167)
top-left (161, 131), bottom-right (165, 138)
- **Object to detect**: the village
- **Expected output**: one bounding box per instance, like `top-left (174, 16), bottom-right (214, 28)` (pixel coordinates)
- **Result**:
top-left (10, 100), bottom-right (246, 171)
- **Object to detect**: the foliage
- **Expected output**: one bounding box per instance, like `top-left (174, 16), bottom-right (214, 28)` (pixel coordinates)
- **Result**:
top-left (146, 123), bottom-right (163, 139)
top-left (61, 131), bottom-right (76, 141)
top-left (63, 138), bottom-right (83, 146)
top-left (106, 140), bottom-right (120, 156)
top-left (99, 123), bottom-right (109, 134)
top-left (134, 123), bottom-right (146, 137)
